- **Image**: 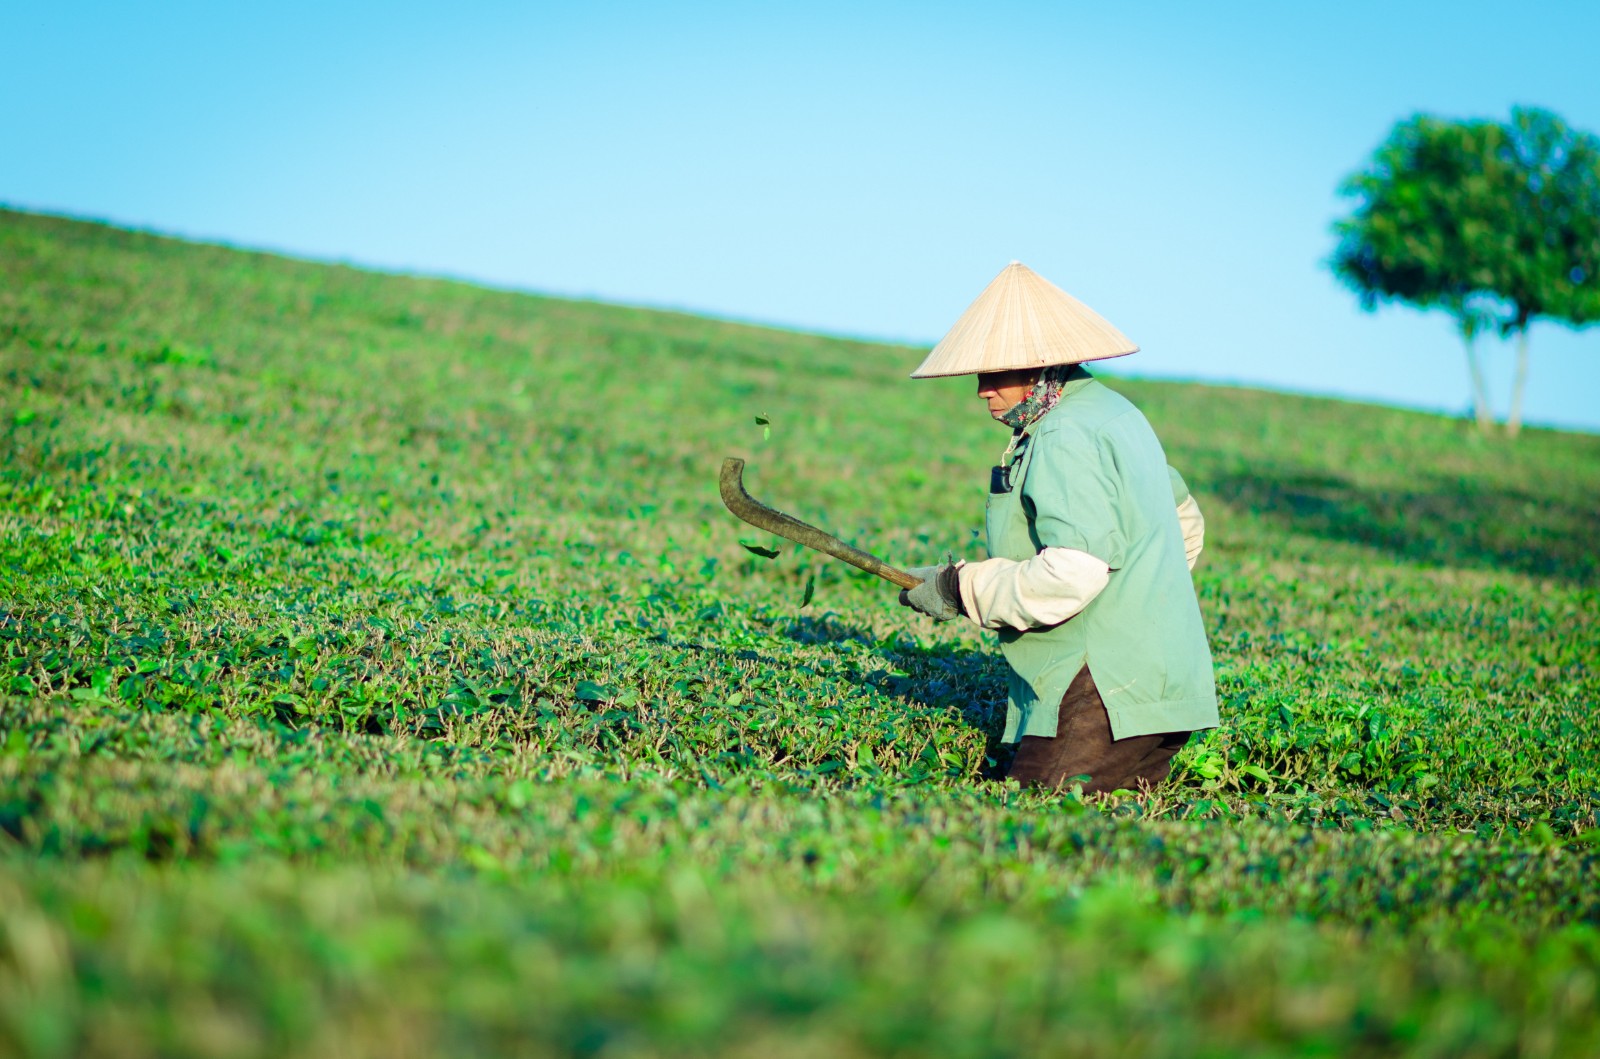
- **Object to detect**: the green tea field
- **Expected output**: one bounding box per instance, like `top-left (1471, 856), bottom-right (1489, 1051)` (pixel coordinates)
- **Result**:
top-left (3, 207), bottom-right (1599, 1057)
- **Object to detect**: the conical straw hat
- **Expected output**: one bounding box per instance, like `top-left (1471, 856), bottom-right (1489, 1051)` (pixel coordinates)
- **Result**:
top-left (910, 262), bottom-right (1138, 378)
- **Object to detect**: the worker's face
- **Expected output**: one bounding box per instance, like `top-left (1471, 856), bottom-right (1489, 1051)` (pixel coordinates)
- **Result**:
top-left (976, 369), bottom-right (1041, 421)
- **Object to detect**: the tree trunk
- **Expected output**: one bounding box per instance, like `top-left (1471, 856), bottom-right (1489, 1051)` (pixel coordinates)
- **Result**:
top-left (1507, 329), bottom-right (1530, 439)
top-left (1462, 331), bottom-right (1494, 434)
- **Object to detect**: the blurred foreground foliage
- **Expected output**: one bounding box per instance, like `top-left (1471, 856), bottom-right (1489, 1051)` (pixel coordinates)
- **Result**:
top-left (2, 209), bottom-right (1599, 1056)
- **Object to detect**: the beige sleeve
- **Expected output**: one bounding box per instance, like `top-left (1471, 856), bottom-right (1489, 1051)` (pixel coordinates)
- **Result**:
top-left (1176, 494), bottom-right (1205, 570)
top-left (956, 547), bottom-right (1111, 631)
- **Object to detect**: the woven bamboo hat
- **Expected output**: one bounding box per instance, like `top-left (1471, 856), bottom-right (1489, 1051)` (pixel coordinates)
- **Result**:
top-left (910, 261), bottom-right (1138, 378)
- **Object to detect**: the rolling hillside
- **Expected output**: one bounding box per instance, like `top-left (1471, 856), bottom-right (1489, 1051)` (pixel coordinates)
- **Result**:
top-left (3, 208), bottom-right (1598, 1057)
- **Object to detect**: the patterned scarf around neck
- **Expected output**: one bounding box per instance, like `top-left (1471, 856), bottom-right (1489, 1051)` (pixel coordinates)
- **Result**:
top-left (998, 363), bottom-right (1076, 431)
top-left (998, 363), bottom-right (1077, 462)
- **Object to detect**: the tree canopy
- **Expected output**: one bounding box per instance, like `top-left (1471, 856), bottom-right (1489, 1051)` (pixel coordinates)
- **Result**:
top-left (1331, 107), bottom-right (1600, 436)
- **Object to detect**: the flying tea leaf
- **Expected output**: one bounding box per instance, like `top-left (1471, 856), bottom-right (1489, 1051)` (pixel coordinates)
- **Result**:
top-left (739, 539), bottom-right (781, 559)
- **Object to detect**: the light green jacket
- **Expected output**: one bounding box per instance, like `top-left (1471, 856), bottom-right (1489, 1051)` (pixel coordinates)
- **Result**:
top-left (987, 371), bottom-right (1220, 741)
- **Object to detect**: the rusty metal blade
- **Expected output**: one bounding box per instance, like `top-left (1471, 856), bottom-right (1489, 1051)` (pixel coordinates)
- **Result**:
top-left (719, 457), bottom-right (921, 590)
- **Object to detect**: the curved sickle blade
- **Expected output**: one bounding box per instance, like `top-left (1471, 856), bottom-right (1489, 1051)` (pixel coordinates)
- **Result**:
top-left (719, 457), bottom-right (921, 590)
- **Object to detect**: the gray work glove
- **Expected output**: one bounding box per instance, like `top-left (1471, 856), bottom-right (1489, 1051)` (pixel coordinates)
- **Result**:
top-left (897, 563), bottom-right (965, 622)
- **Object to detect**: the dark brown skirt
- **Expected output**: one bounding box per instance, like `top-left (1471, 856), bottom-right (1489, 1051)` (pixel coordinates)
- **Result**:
top-left (1007, 667), bottom-right (1191, 794)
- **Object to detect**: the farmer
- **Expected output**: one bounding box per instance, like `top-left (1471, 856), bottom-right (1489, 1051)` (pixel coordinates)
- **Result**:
top-left (897, 262), bottom-right (1218, 794)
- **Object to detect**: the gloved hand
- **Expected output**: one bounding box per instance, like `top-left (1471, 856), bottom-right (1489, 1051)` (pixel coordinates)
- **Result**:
top-left (897, 563), bottom-right (965, 622)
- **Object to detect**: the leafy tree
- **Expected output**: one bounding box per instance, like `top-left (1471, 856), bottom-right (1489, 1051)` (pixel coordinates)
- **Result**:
top-left (1488, 108), bottom-right (1600, 436)
top-left (1331, 108), bottom-right (1600, 437)
top-left (1331, 116), bottom-right (1505, 432)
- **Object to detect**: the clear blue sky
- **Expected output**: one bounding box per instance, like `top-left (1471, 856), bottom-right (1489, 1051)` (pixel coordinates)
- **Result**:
top-left (5, 1), bottom-right (1598, 430)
